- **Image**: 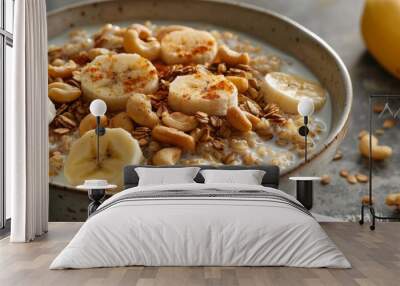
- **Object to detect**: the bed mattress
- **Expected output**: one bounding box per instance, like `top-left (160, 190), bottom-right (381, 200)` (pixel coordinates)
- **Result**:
top-left (50, 183), bottom-right (350, 269)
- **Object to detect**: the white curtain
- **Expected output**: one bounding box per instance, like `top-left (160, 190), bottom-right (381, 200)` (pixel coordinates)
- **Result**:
top-left (8, 0), bottom-right (49, 242)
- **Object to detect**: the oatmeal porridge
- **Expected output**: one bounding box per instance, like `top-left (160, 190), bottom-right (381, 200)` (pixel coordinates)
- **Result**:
top-left (48, 21), bottom-right (331, 189)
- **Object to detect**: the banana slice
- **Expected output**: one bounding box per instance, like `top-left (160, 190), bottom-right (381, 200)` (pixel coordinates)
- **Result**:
top-left (48, 97), bottom-right (56, 124)
top-left (160, 29), bottom-right (218, 64)
top-left (64, 128), bottom-right (143, 186)
top-left (80, 53), bottom-right (159, 111)
top-left (168, 71), bottom-right (238, 116)
top-left (262, 72), bottom-right (327, 114)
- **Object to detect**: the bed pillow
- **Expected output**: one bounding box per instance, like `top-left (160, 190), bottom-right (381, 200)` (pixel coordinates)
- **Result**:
top-left (135, 167), bottom-right (200, 186)
top-left (200, 169), bottom-right (266, 185)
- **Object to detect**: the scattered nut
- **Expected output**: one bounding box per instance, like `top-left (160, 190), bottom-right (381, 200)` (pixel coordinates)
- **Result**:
top-left (373, 103), bottom-right (384, 113)
top-left (93, 24), bottom-right (123, 50)
top-left (152, 147), bottom-right (182, 165)
top-left (347, 175), bottom-right (357, 184)
top-left (226, 76), bottom-right (249, 93)
top-left (79, 114), bottom-right (108, 136)
top-left (110, 112), bottom-right (134, 132)
top-left (226, 106), bottom-right (252, 132)
top-left (243, 111), bottom-right (261, 127)
top-left (385, 193), bottom-right (400, 207)
top-left (126, 93), bottom-right (159, 128)
top-left (383, 119), bottom-right (396, 129)
top-left (359, 133), bottom-right (392, 161)
top-left (48, 60), bottom-right (78, 78)
top-left (152, 125), bottom-right (195, 151)
top-left (87, 48), bottom-right (112, 60)
top-left (218, 45), bottom-right (250, 66)
top-left (358, 130), bottom-right (368, 139)
top-left (340, 169), bottom-right (349, 178)
top-left (361, 195), bottom-right (374, 205)
top-left (48, 82), bottom-right (82, 103)
top-left (320, 175), bottom-right (331, 185)
top-left (127, 23), bottom-right (153, 40)
top-left (123, 29), bottom-right (160, 61)
top-left (333, 150), bottom-right (342, 161)
top-left (355, 173), bottom-right (369, 183)
top-left (162, 112), bottom-right (198, 132)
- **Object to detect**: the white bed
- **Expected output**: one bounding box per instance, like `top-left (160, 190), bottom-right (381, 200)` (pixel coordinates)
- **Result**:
top-left (50, 182), bottom-right (350, 269)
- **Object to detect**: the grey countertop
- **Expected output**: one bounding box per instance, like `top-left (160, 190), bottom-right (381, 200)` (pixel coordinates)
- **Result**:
top-left (47, 0), bottom-right (400, 221)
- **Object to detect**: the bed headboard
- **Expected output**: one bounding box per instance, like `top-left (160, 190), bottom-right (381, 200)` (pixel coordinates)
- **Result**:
top-left (124, 165), bottom-right (280, 189)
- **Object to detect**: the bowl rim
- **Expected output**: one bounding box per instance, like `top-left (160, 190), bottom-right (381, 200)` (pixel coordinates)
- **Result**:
top-left (47, 0), bottom-right (353, 177)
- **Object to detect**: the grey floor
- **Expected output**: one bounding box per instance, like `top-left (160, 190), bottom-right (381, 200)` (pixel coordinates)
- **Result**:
top-left (47, 0), bottom-right (400, 222)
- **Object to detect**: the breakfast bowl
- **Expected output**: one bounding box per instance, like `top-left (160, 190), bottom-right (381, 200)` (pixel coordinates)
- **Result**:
top-left (47, 0), bottom-right (352, 193)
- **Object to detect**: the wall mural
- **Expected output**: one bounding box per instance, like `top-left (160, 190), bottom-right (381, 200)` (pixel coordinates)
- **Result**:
top-left (48, 22), bottom-right (330, 192)
top-left (44, 0), bottom-right (400, 224)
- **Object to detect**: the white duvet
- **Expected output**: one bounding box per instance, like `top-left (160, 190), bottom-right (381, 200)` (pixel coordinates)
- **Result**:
top-left (50, 183), bottom-right (350, 269)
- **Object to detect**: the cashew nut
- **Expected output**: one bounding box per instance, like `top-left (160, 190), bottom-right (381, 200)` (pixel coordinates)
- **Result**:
top-left (361, 195), bottom-right (374, 205)
top-left (152, 125), bottom-right (196, 151)
top-left (127, 23), bottom-right (152, 40)
top-left (359, 133), bottom-right (392, 160)
top-left (79, 114), bottom-right (108, 136)
top-left (93, 24), bottom-right (124, 50)
top-left (218, 45), bottom-right (250, 66)
top-left (155, 25), bottom-right (192, 41)
top-left (226, 76), bottom-right (249, 93)
top-left (152, 147), bottom-right (182, 165)
top-left (126, 93), bottom-right (159, 128)
top-left (162, 112), bottom-right (199, 132)
top-left (48, 60), bottom-right (78, 78)
top-left (51, 58), bottom-right (66, 66)
top-left (87, 48), bottom-right (113, 60)
top-left (227, 106), bottom-right (252, 132)
top-left (123, 30), bottom-right (160, 61)
top-left (110, 112), bottom-right (134, 132)
top-left (243, 111), bottom-right (261, 127)
top-left (385, 193), bottom-right (400, 207)
top-left (48, 82), bottom-right (81, 103)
